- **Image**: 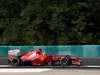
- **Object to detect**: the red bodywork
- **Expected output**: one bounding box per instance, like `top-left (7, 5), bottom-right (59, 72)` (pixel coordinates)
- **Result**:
top-left (8, 49), bottom-right (81, 66)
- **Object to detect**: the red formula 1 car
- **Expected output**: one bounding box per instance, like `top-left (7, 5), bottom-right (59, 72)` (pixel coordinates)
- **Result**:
top-left (8, 49), bottom-right (81, 66)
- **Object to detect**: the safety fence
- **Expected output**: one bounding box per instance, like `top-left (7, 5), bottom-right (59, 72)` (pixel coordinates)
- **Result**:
top-left (0, 45), bottom-right (100, 58)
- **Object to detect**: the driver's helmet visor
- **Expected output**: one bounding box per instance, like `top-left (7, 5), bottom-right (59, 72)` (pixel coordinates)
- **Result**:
top-left (29, 52), bottom-right (36, 57)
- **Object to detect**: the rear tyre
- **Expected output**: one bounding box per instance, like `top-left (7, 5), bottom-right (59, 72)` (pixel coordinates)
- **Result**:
top-left (11, 57), bottom-right (20, 66)
top-left (8, 59), bottom-right (11, 64)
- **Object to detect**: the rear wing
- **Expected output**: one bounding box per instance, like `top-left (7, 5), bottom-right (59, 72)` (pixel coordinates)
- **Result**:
top-left (8, 49), bottom-right (20, 56)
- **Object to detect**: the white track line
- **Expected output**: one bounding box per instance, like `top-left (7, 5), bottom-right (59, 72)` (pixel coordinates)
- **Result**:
top-left (0, 65), bottom-right (12, 67)
top-left (0, 69), bottom-right (51, 73)
top-left (87, 66), bottom-right (100, 67)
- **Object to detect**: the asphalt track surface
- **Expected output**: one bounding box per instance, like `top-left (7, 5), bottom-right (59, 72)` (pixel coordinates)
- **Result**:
top-left (0, 57), bottom-right (100, 69)
top-left (0, 69), bottom-right (100, 75)
top-left (0, 58), bottom-right (8, 65)
top-left (0, 58), bottom-right (100, 75)
top-left (0, 57), bottom-right (100, 65)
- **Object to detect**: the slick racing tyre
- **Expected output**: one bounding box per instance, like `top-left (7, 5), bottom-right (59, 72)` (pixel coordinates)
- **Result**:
top-left (11, 57), bottom-right (20, 66)
top-left (60, 56), bottom-right (69, 66)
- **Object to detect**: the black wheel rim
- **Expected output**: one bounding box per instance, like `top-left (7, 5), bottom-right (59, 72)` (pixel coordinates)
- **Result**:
top-left (12, 58), bottom-right (19, 65)
top-left (61, 58), bottom-right (68, 65)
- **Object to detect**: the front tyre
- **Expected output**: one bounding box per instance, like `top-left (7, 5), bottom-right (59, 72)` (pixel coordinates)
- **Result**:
top-left (60, 56), bottom-right (69, 66)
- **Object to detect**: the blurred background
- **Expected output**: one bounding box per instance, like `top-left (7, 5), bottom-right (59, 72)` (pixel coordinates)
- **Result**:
top-left (0, 0), bottom-right (100, 45)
